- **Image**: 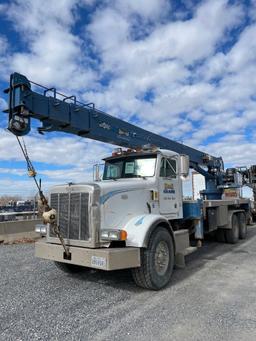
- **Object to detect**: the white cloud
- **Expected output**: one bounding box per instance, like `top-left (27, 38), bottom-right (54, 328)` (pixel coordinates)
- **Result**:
top-left (5, 0), bottom-right (77, 32)
top-left (0, 97), bottom-right (7, 111)
top-left (0, 130), bottom-right (110, 195)
top-left (113, 0), bottom-right (170, 21)
top-left (0, 166), bottom-right (93, 182)
top-left (228, 24), bottom-right (256, 72)
top-left (88, 0), bottom-right (242, 74)
top-left (81, 0), bottom-right (244, 128)
top-left (0, 177), bottom-right (57, 197)
top-left (206, 140), bottom-right (256, 166)
top-left (0, 168), bottom-right (26, 176)
top-left (88, 8), bottom-right (129, 51)
top-left (0, 129), bottom-right (111, 167)
top-left (0, 35), bottom-right (7, 54)
top-left (1, 0), bottom-right (97, 90)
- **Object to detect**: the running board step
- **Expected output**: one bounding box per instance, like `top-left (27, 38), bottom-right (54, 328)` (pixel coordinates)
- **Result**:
top-left (183, 246), bottom-right (198, 256)
top-left (174, 229), bottom-right (191, 268)
top-left (174, 229), bottom-right (199, 268)
top-left (175, 246), bottom-right (198, 268)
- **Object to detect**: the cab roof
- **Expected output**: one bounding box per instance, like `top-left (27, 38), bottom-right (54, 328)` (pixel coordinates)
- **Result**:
top-left (103, 148), bottom-right (179, 161)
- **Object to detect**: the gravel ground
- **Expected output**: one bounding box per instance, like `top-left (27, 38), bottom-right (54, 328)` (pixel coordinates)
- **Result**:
top-left (1, 226), bottom-right (256, 341)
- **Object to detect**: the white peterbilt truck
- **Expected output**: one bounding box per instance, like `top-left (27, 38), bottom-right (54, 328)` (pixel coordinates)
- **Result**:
top-left (4, 73), bottom-right (255, 289)
top-left (37, 148), bottom-right (192, 290)
top-left (36, 146), bottom-right (251, 290)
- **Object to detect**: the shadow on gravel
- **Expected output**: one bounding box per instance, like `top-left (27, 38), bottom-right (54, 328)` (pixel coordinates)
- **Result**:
top-left (57, 225), bottom-right (256, 292)
top-left (170, 225), bottom-right (256, 287)
top-left (69, 266), bottom-right (139, 292)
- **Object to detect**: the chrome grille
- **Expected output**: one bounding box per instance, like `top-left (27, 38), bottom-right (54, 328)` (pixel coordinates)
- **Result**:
top-left (50, 192), bottom-right (90, 240)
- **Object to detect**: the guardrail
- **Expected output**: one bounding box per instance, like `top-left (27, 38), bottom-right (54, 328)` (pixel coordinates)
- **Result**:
top-left (0, 211), bottom-right (38, 222)
top-left (0, 212), bottom-right (41, 243)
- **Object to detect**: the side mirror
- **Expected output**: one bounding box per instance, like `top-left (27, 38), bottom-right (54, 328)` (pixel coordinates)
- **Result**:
top-left (180, 155), bottom-right (189, 177)
top-left (93, 164), bottom-right (104, 181)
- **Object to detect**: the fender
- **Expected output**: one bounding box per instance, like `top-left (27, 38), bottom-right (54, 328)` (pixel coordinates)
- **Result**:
top-left (123, 214), bottom-right (175, 250)
top-left (222, 209), bottom-right (245, 229)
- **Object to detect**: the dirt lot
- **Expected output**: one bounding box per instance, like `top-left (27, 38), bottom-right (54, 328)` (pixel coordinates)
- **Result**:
top-left (1, 226), bottom-right (256, 341)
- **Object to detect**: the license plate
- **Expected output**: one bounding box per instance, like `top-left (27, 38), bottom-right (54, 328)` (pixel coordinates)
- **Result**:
top-left (91, 255), bottom-right (107, 269)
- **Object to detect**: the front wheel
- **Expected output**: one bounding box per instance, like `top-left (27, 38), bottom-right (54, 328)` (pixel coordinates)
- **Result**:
top-left (131, 227), bottom-right (174, 290)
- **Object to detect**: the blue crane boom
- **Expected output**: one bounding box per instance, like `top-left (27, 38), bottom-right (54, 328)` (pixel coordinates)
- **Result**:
top-left (4, 72), bottom-right (224, 198)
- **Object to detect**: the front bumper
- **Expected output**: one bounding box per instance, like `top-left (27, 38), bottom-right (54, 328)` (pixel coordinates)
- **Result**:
top-left (35, 240), bottom-right (140, 271)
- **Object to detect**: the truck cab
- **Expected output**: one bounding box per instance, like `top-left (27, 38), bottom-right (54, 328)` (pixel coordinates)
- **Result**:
top-left (101, 147), bottom-right (185, 221)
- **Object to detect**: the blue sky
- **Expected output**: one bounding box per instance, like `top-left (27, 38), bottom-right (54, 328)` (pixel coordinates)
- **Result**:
top-left (0, 0), bottom-right (255, 197)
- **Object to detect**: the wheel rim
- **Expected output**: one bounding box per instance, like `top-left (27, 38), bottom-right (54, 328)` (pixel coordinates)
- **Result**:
top-left (154, 241), bottom-right (169, 276)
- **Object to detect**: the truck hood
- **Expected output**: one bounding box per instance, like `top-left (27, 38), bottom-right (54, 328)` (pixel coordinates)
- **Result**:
top-left (49, 179), bottom-right (156, 238)
top-left (50, 179), bottom-right (154, 203)
top-left (96, 180), bottom-right (146, 204)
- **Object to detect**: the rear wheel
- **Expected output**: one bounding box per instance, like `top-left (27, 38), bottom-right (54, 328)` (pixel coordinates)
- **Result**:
top-left (225, 214), bottom-right (239, 244)
top-left (238, 212), bottom-right (247, 239)
top-left (131, 227), bottom-right (174, 290)
top-left (54, 261), bottom-right (87, 273)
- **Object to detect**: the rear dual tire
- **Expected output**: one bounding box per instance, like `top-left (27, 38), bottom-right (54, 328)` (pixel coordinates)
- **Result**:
top-left (238, 212), bottom-right (247, 239)
top-left (225, 214), bottom-right (239, 244)
top-left (216, 213), bottom-right (247, 244)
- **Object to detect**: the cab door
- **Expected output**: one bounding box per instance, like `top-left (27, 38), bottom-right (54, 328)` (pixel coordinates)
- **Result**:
top-left (158, 157), bottom-right (180, 215)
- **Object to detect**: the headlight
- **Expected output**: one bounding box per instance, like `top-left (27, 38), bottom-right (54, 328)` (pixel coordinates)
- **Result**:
top-left (35, 224), bottom-right (47, 236)
top-left (100, 229), bottom-right (127, 241)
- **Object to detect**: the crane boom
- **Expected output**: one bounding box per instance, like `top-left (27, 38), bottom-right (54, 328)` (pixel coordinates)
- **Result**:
top-left (5, 73), bottom-right (223, 170)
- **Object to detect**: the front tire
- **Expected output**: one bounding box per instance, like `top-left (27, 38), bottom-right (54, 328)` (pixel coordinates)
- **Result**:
top-left (131, 227), bottom-right (174, 290)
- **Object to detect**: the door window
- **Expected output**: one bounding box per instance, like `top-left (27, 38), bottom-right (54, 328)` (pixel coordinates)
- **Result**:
top-left (160, 158), bottom-right (177, 178)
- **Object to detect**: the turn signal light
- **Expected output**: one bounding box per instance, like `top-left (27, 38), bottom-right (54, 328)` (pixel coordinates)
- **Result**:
top-left (120, 230), bottom-right (127, 241)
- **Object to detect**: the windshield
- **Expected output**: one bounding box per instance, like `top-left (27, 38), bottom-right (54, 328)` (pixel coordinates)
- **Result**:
top-left (103, 154), bottom-right (157, 180)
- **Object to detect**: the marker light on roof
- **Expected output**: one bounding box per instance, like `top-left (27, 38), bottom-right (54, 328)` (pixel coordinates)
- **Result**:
top-left (112, 148), bottom-right (122, 156)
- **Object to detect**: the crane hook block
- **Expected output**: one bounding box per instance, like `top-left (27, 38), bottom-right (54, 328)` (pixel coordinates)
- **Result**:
top-left (42, 209), bottom-right (57, 224)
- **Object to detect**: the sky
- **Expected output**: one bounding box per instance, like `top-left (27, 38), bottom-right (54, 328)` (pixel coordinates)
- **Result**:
top-left (0, 0), bottom-right (255, 198)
